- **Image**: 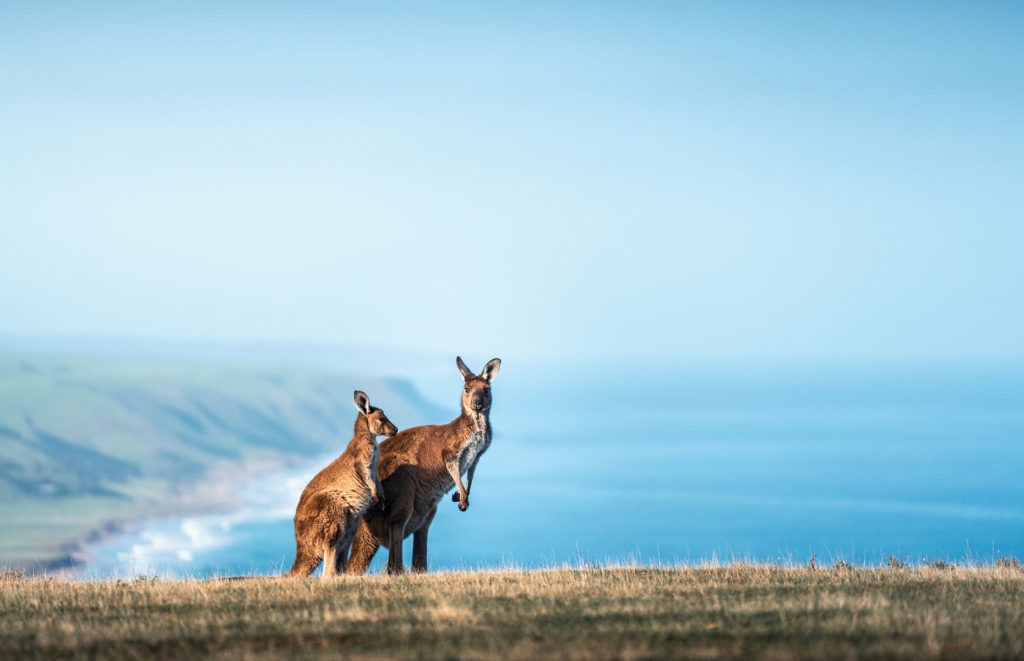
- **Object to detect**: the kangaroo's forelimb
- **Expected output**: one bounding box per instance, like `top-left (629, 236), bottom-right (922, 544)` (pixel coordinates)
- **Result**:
top-left (451, 456), bottom-right (481, 504)
top-left (445, 460), bottom-right (470, 511)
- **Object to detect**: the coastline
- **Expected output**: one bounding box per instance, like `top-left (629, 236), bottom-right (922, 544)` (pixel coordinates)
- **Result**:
top-left (41, 454), bottom-right (310, 576)
top-left (0, 348), bottom-right (440, 577)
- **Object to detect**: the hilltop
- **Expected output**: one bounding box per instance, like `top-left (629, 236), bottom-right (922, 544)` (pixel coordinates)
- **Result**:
top-left (0, 352), bottom-right (438, 572)
top-left (1, 565), bottom-right (1022, 659)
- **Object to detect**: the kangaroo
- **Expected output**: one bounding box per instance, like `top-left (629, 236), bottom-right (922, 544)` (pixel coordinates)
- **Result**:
top-left (347, 356), bottom-right (500, 575)
top-left (284, 390), bottom-right (398, 578)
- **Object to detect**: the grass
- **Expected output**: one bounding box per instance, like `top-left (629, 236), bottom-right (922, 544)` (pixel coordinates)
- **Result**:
top-left (2, 564), bottom-right (1023, 659)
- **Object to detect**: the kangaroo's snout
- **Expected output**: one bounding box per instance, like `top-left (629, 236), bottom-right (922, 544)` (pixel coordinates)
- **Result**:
top-left (459, 357), bottom-right (498, 417)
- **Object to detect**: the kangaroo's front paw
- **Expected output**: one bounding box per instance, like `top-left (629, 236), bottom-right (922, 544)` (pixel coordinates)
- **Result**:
top-left (451, 492), bottom-right (460, 502)
top-left (375, 497), bottom-right (386, 512)
top-left (458, 498), bottom-right (469, 512)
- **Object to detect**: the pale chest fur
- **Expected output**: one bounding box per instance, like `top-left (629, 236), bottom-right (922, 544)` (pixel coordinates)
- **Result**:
top-left (459, 427), bottom-right (490, 474)
top-left (367, 445), bottom-right (380, 485)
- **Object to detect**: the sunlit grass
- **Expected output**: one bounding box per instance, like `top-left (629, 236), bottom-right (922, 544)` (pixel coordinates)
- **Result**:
top-left (2, 563), bottom-right (1021, 659)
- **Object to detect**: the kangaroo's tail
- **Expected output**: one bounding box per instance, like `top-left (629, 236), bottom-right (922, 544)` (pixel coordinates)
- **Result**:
top-left (284, 540), bottom-right (321, 577)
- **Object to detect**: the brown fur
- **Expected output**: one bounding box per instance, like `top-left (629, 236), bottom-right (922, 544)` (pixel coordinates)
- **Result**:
top-left (284, 391), bottom-right (397, 578)
top-left (347, 356), bottom-right (500, 575)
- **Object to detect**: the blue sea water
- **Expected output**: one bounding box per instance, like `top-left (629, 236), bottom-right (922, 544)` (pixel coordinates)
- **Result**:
top-left (81, 363), bottom-right (1024, 577)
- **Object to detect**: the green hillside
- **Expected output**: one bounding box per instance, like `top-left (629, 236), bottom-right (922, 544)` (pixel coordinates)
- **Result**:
top-left (0, 352), bottom-right (435, 571)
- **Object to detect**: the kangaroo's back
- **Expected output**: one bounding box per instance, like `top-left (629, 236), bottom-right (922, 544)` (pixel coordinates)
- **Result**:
top-left (376, 421), bottom-right (458, 479)
top-left (296, 447), bottom-right (361, 506)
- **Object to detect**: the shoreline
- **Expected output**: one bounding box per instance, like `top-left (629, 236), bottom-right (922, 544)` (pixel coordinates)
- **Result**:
top-left (0, 349), bottom-right (436, 577)
top-left (37, 454), bottom-right (311, 576)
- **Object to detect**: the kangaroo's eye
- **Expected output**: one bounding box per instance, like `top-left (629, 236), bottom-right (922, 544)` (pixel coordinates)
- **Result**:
top-left (464, 387), bottom-right (470, 393)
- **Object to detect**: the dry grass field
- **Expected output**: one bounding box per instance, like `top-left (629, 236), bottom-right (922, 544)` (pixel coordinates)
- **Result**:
top-left (1, 564), bottom-right (1022, 660)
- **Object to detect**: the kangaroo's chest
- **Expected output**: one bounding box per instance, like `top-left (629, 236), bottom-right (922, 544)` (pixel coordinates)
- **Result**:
top-left (368, 445), bottom-right (380, 483)
top-left (459, 429), bottom-right (489, 473)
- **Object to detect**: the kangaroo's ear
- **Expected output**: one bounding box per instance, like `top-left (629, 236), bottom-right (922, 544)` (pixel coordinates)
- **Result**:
top-left (481, 358), bottom-right (501, 383)
top-left (456, 356), bottom-right (474, 380)
top-left (353, 390), bottom-right (372, 415)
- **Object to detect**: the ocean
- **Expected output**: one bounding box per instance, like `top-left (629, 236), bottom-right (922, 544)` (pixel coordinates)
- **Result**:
top-left (81, 362), bottom-right (1024, 577)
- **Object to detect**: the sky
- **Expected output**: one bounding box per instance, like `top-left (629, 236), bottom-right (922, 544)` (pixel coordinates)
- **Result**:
top-left (1, 1), bottom-right (1022, 362)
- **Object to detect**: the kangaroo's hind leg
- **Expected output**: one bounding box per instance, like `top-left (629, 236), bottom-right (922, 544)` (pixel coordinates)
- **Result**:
top-left (386, 516), bottom-right (410, 576)
top-left (334, 524), bottom-right (357, 575)
top-left (411, 505), bottom-right (437, 574)
top-left (322, 541), bottom-right (338, 578)
top-left (347, 520), bottom-right (379, 575)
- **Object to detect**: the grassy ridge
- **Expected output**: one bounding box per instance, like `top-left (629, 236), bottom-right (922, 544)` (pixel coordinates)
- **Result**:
top-left (0, 353), bottom-right (436, 570)
top-left (1, 566), bottom-right (1022, 659)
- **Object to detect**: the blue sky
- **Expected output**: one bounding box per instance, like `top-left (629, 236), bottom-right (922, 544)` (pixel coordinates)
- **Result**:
top-left (1, 2), bottom-right (1022, 361)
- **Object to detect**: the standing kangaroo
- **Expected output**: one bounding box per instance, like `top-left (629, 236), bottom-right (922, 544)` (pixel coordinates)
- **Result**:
top-left (347, 356), bottom-right (500, 575)
top-left (285, 390), bottom-right (398, 578)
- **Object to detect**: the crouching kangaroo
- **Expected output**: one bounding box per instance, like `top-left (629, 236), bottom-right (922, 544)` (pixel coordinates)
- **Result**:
top-left (285, 390), bottom-right (398, 578)
top-left (347, 356), bottom-right (500, 575)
